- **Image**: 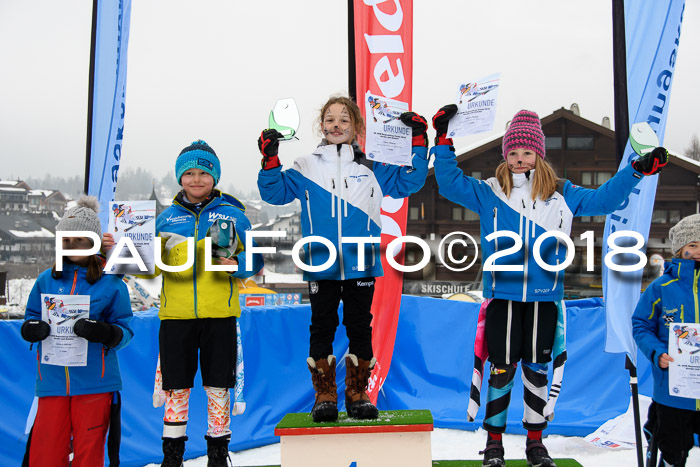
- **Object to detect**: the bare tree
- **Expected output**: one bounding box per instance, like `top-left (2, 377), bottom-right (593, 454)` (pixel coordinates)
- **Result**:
top-left (686, 134), bottom-right (700, 161)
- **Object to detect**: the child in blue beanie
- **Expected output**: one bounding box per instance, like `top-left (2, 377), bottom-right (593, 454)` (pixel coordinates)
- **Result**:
top-left (104, 140), bottom-right (263, 466)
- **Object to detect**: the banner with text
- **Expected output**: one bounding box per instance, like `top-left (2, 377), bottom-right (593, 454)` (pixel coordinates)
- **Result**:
top-left (603, 0), bottom-right (685, 365)
top-left (86, 0), bottom-right (132, 230)
top-left (353, 0), bottom-right (413, 403)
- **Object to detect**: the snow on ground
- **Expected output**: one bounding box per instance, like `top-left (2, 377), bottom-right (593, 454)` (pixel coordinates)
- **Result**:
top-left (143, 427), bottom-right (700, 466)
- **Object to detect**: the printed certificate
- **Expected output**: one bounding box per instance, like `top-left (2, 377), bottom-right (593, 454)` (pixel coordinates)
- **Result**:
top-left (668, 322), bottom-right (700, 399)
top-left (447, 72), bottom-right (501, 137)
top-left (107, 200), bottom-right (156, 275)
top-left (41, 294), bottom-right (90, 366)
top-left (364, 91), bottom-right (412, 166)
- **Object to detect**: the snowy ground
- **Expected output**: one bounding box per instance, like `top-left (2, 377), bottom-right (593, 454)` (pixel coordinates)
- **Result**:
top-left (143, 427), bottom-right (700, 466)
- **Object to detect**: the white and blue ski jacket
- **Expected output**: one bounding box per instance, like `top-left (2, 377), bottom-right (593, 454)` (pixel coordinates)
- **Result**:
top-left (633, 258), bottom-right (700, 411)
top-left (258, 142), bottom-right (429, 281)
top-left (432, 144), bottom-right (644, 302)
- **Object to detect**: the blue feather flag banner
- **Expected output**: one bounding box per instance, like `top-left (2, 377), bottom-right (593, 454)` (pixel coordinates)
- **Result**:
top-left (603, 0), bottom-right (685, 365)
top-left (87, 0), bottom-right (132, 230)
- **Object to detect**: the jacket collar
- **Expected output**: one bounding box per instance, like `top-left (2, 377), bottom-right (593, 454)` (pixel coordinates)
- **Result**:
top-left (313, 143), bottom-right (356, 164)
top-left (512, 170), bottom-right (534, 189)
top-left (665, 258), bottom-right (700, 286)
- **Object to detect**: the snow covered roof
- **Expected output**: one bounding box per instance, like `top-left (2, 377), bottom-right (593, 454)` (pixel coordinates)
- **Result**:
top-left (0, 187), bottom-right (27, 193)
top-left (28, 189), bottom-right (54, 197)
top-left (8, 227), bottom-right (54, 238)
top-left (0, 180), bottom-right (21, 187)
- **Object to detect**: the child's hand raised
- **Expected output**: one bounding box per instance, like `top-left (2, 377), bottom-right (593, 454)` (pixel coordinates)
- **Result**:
top-left (102, 233), bottom-right (116, 253)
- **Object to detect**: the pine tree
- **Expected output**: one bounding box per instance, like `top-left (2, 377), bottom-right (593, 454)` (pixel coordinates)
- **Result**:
top-left (686, 134), bottom-right (700, 161)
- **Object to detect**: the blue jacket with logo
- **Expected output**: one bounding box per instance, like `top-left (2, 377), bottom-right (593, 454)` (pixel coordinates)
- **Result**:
top-left (25, 264), bottom-right (134, 397)
top-left (432, 144), bottom-right (644, 302)
top-left (152, 191), bottom-right (263, 320)
top-left (258, 143), bottom-right (428, 281)
top-left (633, 258), bottom-right (700, 411)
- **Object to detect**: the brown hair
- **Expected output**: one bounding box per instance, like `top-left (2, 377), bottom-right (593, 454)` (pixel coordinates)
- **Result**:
top-left (52, 255), bottom-right (104, 285)
top-left (495, 157), bottom-right (559, 200)
top-left (316, 95), bottom-right (365, 141)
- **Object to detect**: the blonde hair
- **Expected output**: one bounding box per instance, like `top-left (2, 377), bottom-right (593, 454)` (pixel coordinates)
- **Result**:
top-left (495, 157), bottom-right (559, 200)
top-left (316, 95), bottom-right (365, 141)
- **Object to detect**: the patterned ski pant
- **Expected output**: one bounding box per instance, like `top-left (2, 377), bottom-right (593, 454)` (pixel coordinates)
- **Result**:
top-left (483, 300), bottom-right (557, 432)
top-left (163, 387), bottom-right (231, 439)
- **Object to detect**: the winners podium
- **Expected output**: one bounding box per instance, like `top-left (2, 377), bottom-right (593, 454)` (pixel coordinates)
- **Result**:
top-left (274, 410), bottom-right (434, 467)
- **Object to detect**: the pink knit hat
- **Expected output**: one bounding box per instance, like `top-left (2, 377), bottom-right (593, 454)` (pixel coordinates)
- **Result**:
top-left (502, 110), bottom-right (546, 159)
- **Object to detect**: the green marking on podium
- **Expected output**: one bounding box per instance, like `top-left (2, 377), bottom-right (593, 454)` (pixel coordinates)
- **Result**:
top-left (275, 409), bottom-right (433, 435)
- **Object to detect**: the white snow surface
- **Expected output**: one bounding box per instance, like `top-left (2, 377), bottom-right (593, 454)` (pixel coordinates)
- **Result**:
top-left (143, 427), bottom-right (700, 466)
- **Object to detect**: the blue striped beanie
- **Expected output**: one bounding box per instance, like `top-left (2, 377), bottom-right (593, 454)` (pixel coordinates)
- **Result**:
top-left (175, 140), bottom-right (221, 185)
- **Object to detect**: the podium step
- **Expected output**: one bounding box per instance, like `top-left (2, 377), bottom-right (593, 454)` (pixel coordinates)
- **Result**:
top-left (275, 410), bottom-right (433, 467)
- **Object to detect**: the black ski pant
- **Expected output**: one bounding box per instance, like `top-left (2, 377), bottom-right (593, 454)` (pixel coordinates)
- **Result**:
top-left (308, 278), bottom-right (375, 361)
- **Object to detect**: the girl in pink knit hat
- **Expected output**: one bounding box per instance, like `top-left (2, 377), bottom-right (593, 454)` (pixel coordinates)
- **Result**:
top-left (431, 105), bottom-right (669, 467)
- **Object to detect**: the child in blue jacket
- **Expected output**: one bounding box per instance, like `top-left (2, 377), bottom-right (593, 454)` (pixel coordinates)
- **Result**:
top-left (633, 213), bottom-right (700, 467)
top-left (21, 196), bottom-right (134, 466)
top-left (431, 105), bottom-right (668, 467)
top-left (257, 95), bottom-right (429, 422)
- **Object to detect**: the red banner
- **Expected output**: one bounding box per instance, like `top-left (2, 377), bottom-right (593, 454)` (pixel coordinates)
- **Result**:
top-left (353, 0), bottom-right (413, 403)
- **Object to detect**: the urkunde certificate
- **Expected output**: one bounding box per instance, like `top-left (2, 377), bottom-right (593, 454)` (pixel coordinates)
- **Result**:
top-left (41, 294), bottom-right (90, 367)
top-left (668, 322), bottom-right (700, 399)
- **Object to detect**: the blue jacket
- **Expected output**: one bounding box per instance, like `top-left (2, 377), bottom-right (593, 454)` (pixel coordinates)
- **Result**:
top-left (432, 144), bottom-right (644, 302)
top-left (258, 143), bottom-right (429, 281)
top-left (633, 259), bottom-right (700, 411)
top-left (152, 191), bottom-right (263, 320)
top-left (25, 264), bottom-right (134, 397)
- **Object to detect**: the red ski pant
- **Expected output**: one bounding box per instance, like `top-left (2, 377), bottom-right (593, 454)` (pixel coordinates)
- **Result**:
top-left (29, 392), bottom-right (111, 467)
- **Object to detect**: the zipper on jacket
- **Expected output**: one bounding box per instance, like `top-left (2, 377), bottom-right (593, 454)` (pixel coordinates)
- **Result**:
top-left (344, 178), bottom-right (349, 217)
top-left (336, 148), bottom-right (345, 280)
top-left (305, 190), bottom-right (314, 234)
top-left (552, 239), bottom-right (560, 290)
top-left (522, 198), bottom-right (530, 302)
top-left (228, 276), bottom-right (234, 307)
top-left (492, 207), bottom-right (498, 293)
top-left (367, 187), bottom-right (374, 231)
top-left (65, 269), bottom-right (79, 394)
top-left (193, 213), bottom-right (200, 318)
top-left (369, 187), bottom-right (376, 267)
top-left (331, 179), bottom-right (336, 218)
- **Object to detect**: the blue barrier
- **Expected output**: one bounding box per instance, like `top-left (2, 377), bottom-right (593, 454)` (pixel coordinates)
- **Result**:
top-left (0, 296), bottom-right (652, 466)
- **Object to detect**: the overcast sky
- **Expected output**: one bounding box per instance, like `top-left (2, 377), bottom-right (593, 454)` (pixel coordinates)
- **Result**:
top-left (1, 0), bottom-right (699, 195)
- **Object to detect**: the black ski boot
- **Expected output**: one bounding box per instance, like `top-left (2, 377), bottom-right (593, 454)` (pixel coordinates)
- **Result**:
top-left (161, 436), bottom-right (186, 467)
top-left (479, 438), bottom-right (505, 467)
top-left (525, 438), bottom-right (556, 467)
top-left (344, 354), bottom-right (379, 419)
top-left (205, 435), bottom-right (231, 467)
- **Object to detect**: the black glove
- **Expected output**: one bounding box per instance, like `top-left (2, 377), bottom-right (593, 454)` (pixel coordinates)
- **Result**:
top-left (632, 146), bottom-right (669, 176)
top-left (21, 319), bottom-right (50, 343)
top-left (257, 129), bottom-right (284, 170)
top-left (73, 318), bottom-right (123, 348)
top-left (432, 104), bottom-right (458, 146)
top-left (399, 112), bottom-right (428, 147)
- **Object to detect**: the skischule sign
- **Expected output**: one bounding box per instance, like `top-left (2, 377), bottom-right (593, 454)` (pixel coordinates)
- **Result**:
top-left (404, 281), bottom-right (472, 297)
